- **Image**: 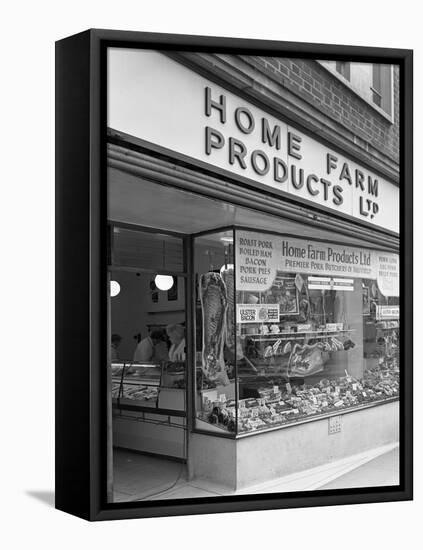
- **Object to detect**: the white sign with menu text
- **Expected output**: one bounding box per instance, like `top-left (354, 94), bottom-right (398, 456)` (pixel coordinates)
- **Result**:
top-left (307, 277), bottom-right (354, 291)
top-left (376, 305), bottom-right (400, 320)
top-left (235, 230), bottom-right (399, 296)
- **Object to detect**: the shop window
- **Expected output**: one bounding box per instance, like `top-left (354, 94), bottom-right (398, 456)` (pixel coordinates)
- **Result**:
top-left (194, 228), bottom-right (399, 436)
top-left (336, 61), bottom-right (350, 81)
top-left (371, 64), bottom-right (392, 115)
top-left (319, 60), bottom-right (393, 118)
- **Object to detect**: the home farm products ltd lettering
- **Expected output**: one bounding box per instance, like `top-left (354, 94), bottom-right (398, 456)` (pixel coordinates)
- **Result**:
top-left (204, 86), bottom-right (380, 221)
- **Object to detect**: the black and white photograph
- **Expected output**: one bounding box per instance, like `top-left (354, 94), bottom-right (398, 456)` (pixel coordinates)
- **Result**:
top-left (3, 0), bottom-right (421, 544)
top-left (105, 47), bottom-right (404, 503)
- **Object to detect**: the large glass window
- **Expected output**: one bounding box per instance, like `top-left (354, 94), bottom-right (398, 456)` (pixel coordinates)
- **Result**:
top-left (195, 228), bottom-right (399, 436)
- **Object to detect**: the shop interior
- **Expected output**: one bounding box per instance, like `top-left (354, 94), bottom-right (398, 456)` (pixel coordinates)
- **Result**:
top-left (108, 166), bottom-right (399, 501)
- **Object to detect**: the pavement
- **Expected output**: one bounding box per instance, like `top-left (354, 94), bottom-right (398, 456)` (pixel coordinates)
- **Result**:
top-left (113, 443), bottom-right (399, 502)
top-left (318, 446), bottom-right (399, 490)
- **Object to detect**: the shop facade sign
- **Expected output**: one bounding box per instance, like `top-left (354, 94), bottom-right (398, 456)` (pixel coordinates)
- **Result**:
top-left (235, 229), bottom-right (399, 295)
top-left (109, 49), bottom-right (399, 234)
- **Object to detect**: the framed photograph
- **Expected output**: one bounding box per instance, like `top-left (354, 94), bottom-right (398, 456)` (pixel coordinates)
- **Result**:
top-left (55, 29), bottom-right (413, 521)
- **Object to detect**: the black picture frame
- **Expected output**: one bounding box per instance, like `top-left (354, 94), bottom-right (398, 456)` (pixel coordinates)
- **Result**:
top-left (55, 29), bottom-right (413, 521)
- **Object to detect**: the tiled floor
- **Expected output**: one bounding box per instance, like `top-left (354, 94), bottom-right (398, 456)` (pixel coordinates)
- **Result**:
top-left (113, 443), bottom-right (399, 502)
top-left (113, 450), bottom-right (188, 502)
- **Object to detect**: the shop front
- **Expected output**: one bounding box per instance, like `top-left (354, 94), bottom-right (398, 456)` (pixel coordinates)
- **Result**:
top-left (107, 48), bottom-right (400, 499)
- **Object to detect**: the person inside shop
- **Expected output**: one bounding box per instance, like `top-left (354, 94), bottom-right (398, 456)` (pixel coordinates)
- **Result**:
top-left (133, 329), bottom-right (167, 363)
top-left (166, 324), bottom-right (186, 362)
top-left (110, 333), bottom-right (122, 362)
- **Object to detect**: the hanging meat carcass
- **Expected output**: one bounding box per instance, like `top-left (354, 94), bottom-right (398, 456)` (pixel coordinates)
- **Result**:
top-left (200, 272), bottom-right (230, 385)
top-left (221, 266), bottom-right (235, 355)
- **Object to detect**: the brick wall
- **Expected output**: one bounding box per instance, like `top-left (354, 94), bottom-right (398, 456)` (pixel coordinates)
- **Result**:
top-left (253, 57), bottom-right (400, 167)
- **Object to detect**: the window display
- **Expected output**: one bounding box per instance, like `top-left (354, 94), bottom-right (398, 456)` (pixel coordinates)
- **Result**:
top-left (194, 228), bottom-right (399, 435)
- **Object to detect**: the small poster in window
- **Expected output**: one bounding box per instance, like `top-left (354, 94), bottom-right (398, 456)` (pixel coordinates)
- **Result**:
top-left (269, 275), bottom-right (299, 315)
top-left (237, 304), bottom-right (280, 323)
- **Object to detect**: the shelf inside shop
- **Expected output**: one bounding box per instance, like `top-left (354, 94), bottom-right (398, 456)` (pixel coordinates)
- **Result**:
top-left (115, 397), bottom-right (158, 409)
top-left (112, 376), bottom-right (160, 386)
top-left (244, 329), bottom-right (355, 341)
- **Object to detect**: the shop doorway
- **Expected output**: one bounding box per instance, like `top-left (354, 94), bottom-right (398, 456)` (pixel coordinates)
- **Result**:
top-left (108, 225), bottom-right (189, 502)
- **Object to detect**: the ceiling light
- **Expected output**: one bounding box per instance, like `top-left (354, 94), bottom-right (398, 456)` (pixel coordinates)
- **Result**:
top-left (155, 274), bottom-right (174, 291)
top-left (110, 280), bottom-right (121, 297)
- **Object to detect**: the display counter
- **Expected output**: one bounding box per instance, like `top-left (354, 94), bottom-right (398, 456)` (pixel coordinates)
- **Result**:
top-left (112, 361), bottom-right (187, 459)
